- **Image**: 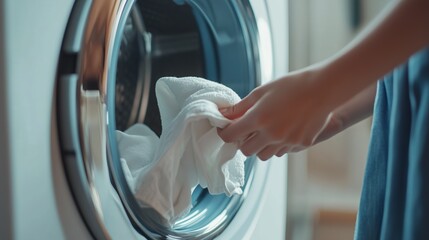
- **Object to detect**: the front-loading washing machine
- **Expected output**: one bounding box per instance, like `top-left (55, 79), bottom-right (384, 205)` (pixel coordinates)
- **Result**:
top-left (0, 0), bottom-right (288, 239)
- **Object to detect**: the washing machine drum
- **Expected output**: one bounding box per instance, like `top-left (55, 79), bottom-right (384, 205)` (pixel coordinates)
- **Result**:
top-left (57, 0), bottom-right (262, 239)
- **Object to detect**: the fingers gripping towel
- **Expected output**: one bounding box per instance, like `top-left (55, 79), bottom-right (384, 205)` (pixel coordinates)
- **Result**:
top-left (116, 77), bottom-right (246, 226)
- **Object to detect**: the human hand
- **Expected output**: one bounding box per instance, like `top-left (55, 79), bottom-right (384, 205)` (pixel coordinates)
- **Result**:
top-left (218, 69), bottom-right (337, 160)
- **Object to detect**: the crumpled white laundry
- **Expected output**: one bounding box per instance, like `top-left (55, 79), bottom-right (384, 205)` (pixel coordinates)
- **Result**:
top-left (116, 76), bottom-right (246, 227)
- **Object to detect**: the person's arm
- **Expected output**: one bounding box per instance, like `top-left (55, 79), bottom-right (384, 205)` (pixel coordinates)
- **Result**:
top-left (218, 0), bottom-right (429, 160)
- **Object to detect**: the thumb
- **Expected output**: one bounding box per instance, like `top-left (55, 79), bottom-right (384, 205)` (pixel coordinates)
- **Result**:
top-left (219, 94), bottom-right (255, 120)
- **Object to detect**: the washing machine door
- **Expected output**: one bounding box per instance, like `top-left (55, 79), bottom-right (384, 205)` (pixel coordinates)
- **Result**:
top-left (57, 0), bottom-right (271, 239)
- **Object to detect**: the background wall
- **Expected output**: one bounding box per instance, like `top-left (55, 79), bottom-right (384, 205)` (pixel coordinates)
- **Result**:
top-left (286, 0), bottom-right (390, 239)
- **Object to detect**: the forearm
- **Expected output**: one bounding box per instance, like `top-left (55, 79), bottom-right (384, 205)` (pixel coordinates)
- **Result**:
top-left (317, 0), bottom-right (429, 109)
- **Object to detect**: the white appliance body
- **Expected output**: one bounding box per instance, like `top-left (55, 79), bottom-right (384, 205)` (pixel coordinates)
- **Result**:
top-left (0, 0), bottom-right (288, 239)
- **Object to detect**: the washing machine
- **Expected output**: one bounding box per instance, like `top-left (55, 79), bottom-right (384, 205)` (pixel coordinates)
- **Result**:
top-left (0, 0), bottom-right (288, 239)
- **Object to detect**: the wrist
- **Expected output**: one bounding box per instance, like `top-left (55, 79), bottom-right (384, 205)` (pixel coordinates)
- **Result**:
top-left (311, 59), bottom-right (368, 112)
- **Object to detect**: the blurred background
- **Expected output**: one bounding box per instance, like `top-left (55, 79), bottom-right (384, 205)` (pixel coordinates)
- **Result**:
top-left (286, 0), bottom-right (390, 239)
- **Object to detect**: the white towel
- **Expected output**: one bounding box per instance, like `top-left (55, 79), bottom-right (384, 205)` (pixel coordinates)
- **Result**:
top-left (116, 76), bottom-right (246, 226)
